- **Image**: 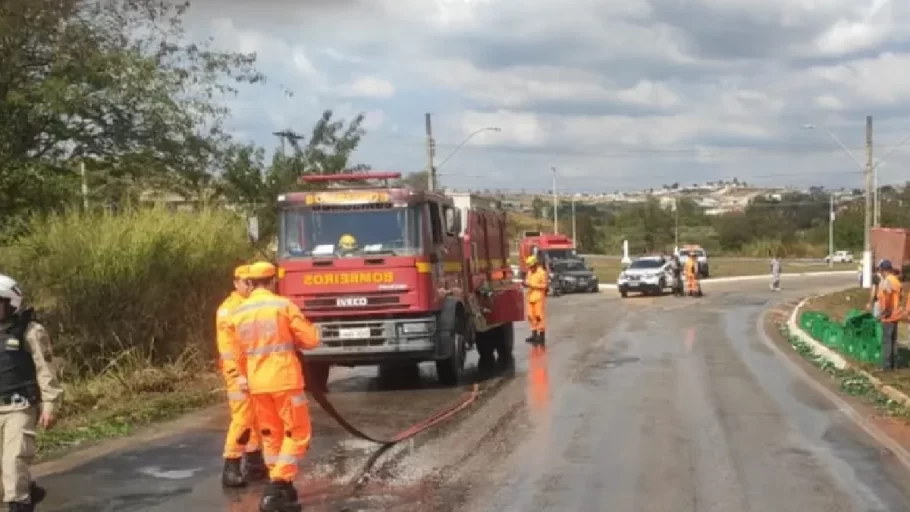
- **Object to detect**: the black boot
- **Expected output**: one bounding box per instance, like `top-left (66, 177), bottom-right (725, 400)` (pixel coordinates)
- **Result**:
top-left (9, 502), bottom-right (34, 512)
top-left (222, 457), bottom-right (246, 488)
top-left (259, 480), bottom-right (301, 512)
top-left (29, 482), bottom-right (46, 504)
top-left (535, 331), bottom-right (546, 347)
top-left (525, 331), bottom-right (538, 344)
top-left (245, 450), bottom-right (269, 482)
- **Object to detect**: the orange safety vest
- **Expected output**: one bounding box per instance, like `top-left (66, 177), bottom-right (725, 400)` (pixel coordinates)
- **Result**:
top-left (228, 288), bottom-right (320, 394)
top-left (685, 258), bottom-right (697, 276)
top-left (525, 267), bottom-right (548, 303)
top-left (878, 274), bottom-right (903, 322)
top-left (216, 292), bottom-right (247, 390)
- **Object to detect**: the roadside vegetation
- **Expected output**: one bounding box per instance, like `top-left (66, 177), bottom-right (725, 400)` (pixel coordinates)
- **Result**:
top-left (0, 0), bottom-right (367, 455)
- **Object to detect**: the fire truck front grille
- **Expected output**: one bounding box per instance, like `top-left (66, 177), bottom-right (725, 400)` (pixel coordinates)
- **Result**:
top-left (304, 295), bottom-right (401, 311)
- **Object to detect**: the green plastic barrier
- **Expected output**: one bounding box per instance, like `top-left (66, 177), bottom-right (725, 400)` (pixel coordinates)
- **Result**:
top-left (800, 311), bottom-right (829, 332)
top-left (821, 324), bottom-right (844, 348)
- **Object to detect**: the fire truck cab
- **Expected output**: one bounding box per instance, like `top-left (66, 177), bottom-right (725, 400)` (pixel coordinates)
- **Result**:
top-left (274, 173), bottom-right (523, 390)
top-left (518, 232), bottom-right (579, 277)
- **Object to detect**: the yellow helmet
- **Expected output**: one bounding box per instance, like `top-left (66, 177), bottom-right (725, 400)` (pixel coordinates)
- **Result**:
top-left (247, 261), bottom-right (277, 279)
top-left (338, 234), bottom-right (357, 250)
top-left (525, 255), bottom-right (538, 266)
top-left (233, 264), bottom-right (251, 279)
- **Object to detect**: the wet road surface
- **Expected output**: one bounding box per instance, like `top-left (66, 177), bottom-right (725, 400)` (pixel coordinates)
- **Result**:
top-left (35, 275), bottom-right (910, 511)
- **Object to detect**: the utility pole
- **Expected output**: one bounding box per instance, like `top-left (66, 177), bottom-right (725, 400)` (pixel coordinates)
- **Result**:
top-left (80, 161), bottom-right (88, 210)
top-left (551, 167), bottom-right (558, 233)
top-left (862, 115), bottom-right (873, 288)
top-left (874, 170), bottom-right (880, 226)
top-left (571, 195), bottom-right (576, 243)
top-left (425, 113), bottom-right (436, 191)
top-left (828, 192), bottom-right (835, 268)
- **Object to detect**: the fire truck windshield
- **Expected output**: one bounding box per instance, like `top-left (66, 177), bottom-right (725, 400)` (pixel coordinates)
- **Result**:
top-left (280, 205), bottom-right (422, 258)
top-left (540, 248), bottom-right (577, 260)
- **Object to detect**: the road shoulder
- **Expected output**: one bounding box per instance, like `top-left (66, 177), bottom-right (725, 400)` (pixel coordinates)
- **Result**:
top-left (762, 300), bottom-right (910, 466)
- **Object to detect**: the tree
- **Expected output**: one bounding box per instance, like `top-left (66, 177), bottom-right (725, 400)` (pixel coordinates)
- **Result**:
top-left (399, 171), bottom-right (429, 191)
top-left (0, 0), bottom-right (263, 231)
top-left (217, 110), bottom-right (371, 239)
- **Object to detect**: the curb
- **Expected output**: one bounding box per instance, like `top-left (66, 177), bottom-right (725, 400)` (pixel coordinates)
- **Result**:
top-left (786, 296), bottom-right (910, 407)
top-left (595, 270), bottom-right (855, 291)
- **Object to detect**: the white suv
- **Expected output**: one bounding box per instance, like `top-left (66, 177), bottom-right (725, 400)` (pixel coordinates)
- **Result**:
top-left (617, 256), bottom-right (677, 298)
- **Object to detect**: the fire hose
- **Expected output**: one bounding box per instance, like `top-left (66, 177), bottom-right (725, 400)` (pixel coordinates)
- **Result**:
top-left (306, 382), bottom-right (480, 445)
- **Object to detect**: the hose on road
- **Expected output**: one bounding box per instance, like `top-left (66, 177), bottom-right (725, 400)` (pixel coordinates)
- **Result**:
top-left (306, 383), bottom-right (481, 445)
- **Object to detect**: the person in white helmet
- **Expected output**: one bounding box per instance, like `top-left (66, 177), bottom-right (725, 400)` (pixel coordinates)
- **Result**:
top-left (0, 275), bottom-right (63, 512)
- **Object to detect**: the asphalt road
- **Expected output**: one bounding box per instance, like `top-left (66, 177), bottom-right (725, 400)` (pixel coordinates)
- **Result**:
top-left (33, 274), bottom-right (910, 512)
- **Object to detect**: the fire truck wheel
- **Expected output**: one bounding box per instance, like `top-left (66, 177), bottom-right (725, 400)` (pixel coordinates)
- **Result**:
top-left (493, 323), bottom-right (515, 361)
top-left (303, 362), bottom-right (330, 393)
top-left (436, 313), bottom-right (468, 387)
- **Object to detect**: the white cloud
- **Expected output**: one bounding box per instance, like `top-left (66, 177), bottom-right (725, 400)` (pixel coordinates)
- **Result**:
top-left (339, 76), bottom-right (396, 99)
top-left (188, 0), bottom-right (910, 191)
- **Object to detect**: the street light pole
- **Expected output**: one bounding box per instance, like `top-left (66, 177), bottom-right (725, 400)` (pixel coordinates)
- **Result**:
top-left (674, 197), bottom-right (679, 252)
top-left (828, 192), bottom-right (835, 268)
top-left (551, 167), bottom-right (558, 233)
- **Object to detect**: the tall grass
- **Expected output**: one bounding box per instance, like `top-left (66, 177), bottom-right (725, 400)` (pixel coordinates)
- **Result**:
top-left (0, 207), bottom-right (253, 378)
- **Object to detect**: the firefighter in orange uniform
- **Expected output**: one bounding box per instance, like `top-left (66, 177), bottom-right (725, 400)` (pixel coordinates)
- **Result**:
top-left (684, 250), bottom-right (700, 297)
top-left (226, 261), bottom-right (320, 512)
top-left (218, 264), bottom-right (267, 488)
top-left (523, 255), bottom-right (548, 347)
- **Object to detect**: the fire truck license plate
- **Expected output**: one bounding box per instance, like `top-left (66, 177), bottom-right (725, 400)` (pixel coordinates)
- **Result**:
top-left (338, 327), bottom-right (371, 340)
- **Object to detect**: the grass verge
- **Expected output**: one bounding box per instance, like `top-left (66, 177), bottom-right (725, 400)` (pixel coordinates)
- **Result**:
top-left (0, 207), bottom-right (252, 458)
top-left (36, 349), bottom-right (224, 460)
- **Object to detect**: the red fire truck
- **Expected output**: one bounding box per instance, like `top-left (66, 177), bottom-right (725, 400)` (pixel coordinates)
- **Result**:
top-left (274, 173), bottom-right (523, 391)
top-left (517, 231), bottom-right (578, 276)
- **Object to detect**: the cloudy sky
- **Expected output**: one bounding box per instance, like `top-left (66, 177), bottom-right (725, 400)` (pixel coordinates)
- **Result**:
top-left (185, 0), bottom-right (910, 193)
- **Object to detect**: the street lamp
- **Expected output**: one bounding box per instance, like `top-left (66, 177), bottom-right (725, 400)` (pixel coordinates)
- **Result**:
top-left (435, 127), bottom-right (502, 171)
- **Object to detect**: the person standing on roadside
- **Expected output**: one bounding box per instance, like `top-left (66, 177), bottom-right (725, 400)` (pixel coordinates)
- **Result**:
top-left (0, 275), bottom-right (62, 512)
top-left (669, 254), bottom-right (683, 296)
top-left (227, 261), bottom-right (320, 512)
top-left (876, 260), bottom-right (902, 371)
top-left (522, 255), bottom-right (548, 347)
top-left (217, 264), bottom-right (267, 488)
top-left (769, 255), bottom-right (781, 291)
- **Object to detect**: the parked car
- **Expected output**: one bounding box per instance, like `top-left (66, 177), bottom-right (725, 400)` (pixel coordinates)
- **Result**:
top-left (677, 245), bottom-right (709, 278)
top-left (825, 250), bottom-right (854, 263)
top-left (617, 256), bottom-right (677, 298)
top-left (549, 259), bottom-right (599, 295)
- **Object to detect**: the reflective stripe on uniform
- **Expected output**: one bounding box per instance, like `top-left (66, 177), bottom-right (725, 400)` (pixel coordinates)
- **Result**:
top-left (245, 342), bottom-right (295, 357)
top-left (291, 393), bottom-right (307, 406)
top-left (220, 352), bottom-right (235, 360)
top-left (275, 454), bottom-right (297, 465)
top-left (227, 391), bottom-right (247, 401)
top-left (231, 299), bottom-right (289, 316)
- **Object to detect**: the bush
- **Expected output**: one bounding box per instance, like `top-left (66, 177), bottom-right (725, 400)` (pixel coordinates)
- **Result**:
top-left (0, 207), bottom-right (254, 376)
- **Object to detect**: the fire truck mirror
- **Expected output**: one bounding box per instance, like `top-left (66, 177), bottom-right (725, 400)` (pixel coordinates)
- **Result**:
top-left (247, 216), bottom-right (260, 243)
